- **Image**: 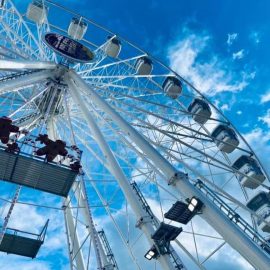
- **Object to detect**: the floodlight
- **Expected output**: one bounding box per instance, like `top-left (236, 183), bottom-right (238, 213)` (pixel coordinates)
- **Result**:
top-left (188, 197), bottom-right (203, 213)
top-left (188, 203), bottom-right (195, 212)
top-left (144, 246), bottom-right (158, 260)
top-left (191, 197), bottom-right (198, 207)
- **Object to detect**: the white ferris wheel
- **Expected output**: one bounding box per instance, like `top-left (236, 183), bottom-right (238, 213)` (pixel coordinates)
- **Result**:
top-left (0, 1), bottom-right (269, 270)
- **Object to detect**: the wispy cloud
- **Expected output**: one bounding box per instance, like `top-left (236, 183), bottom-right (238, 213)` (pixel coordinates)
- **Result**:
top-left (227, 33), bottom-right (238, 46)
top-left (0, 257), bottom-right (50, 270)
top-left (259, 109), bottom-right (270, 128)
top-left (167, 30), bottom-right (254, 96)
top-left (232, 49), bottom-right (245, 60)
top-left (244, 128), bottom-right (270, 175)
top-left (260, 90), bottom-right (270, 104)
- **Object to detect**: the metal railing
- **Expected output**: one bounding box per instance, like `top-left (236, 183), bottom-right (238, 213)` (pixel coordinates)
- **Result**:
top-left (194, 179), bottom-right (270, 253)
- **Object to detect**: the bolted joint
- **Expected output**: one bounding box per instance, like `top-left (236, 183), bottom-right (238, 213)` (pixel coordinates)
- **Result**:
top-left (168, 171), bottom-right (188, 186)
top-left (136, 216), bottom-right (153, 228)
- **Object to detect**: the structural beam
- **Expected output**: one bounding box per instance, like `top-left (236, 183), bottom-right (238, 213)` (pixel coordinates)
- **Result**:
top-left (0, 59), bottom-right (57, 70)
top-left (65, 205), bottom-right (86, 270)
top-left (66, 71), bottom-right (176, 270)
top-left (0, 70), bottom-right (53, 95)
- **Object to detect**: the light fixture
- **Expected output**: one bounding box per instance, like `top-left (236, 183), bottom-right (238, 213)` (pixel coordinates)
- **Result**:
top-left (188, 197), bottom-right (203, 213)
top-left (165, 198), bottom-right (204, 225)
top-left (188, 203), bottom-right (195, 212)
top-left (144, 246), bottom-right (158, 260)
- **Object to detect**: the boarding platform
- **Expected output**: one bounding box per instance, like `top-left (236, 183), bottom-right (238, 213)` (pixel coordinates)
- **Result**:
top-left (0, 146), bottom-right (77, 197)
top-left (0, 220), bottom-right (49, 258)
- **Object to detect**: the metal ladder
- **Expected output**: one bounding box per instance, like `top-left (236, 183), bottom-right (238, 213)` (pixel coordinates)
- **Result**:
top-left (131, 181), bottom-right (186, 269)
top-left (194, 179), bottom-right (270, 251)
top-left (131, 182), bottom-right (159, 227)
top-left (0, 70), bottom-right (42, 83)
top-left (98, 229), bottom-right (119, 270)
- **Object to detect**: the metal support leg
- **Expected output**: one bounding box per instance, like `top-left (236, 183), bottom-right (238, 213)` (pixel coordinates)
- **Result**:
top-left (66, 72), bottom-right (176, 270)
top-left (65, 205), bottom-right (86, 270)
top-left (47, 121), bottom-right (86, 270)
top-left (76, 180), bottom-right (111, 270)
top-left (48, 118), bottom-right (112, 269)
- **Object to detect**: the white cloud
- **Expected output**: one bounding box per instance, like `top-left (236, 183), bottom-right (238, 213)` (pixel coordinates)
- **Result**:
top-left (8, 204), bottom-right (46, 233)
top-left (232, 49), bottom-right (245, 60)
top-left (244, 128), bottom-right (270, 175)
top-left (259, 109), bottom-right (270, 128)
top-left (227, 33), bottom-right (238, 46)
top-left (221, 103), bottom-right (229, 111)
top-left (260, 90), bottom-right (270, 104)
top-left (0, 257), bottom-right (51, 270)
top-left (237, 110), bottom-right (242, 115)
top-left (167, 31), bottom-right (254, 96)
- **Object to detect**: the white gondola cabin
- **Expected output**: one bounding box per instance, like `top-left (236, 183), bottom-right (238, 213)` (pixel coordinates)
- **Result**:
top-left (162, 76), bottom-right (182, 99)
top-left (26, 1), bottom-right (48, 24)
top-left (104, 36), bottom-right (121, 58)
top-left (135, 56), bottom-right (153, 75)
top-left (68, 18), bottom-right (88, 40)
top-left (188, 98), bottom-right (211, 124)
top-left (246, 192), bottom-right (270, 233)
top-left (211, 125), bottom-right (239, 153)
top-left (233, 155), bottom-right (266, 189)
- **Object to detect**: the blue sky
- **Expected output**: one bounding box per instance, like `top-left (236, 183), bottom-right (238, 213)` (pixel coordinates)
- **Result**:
top-left (1, 0), bottom-right (270, 269)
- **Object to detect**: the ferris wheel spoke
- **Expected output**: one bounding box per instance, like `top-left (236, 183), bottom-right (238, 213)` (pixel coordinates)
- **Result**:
top-left (0, 42), bottom-right (29, 60)
top-left (0, 19), bottom-right (40, 59)
top-left (0, 70), bottom-right (52, 95)
top-left (79, 54), bottom-right (146, 76)
top-left (82, 74), bottom-right (168, 81)
top-left (110, 97), bottom-right (251, 155)
top-left (105, 101), bottom-right (238, 174)
top-left (2, 0), bottom-right (47, 59)
top-left (0, 32), bottom-right (30, 60)
top-left (0, 59), bottom-right (57, 70)
top-left (8, 86), bottom-right (49, 118)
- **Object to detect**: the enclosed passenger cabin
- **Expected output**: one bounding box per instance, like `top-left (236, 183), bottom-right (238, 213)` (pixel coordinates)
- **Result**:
top-left (68, 17), bottom-right (88, 40)
top-left (188, 98), bottom-right (212, 124)
top-left (135, 56), bottom-right (153, 75)
top-left (232, 155), bottom-right (266, 189)
top-left (104, 36), bottom-right (121, 58)
top-left (211, 124), bottom-right (239, 153)
top-left (26, 1), bottom-right (48, 24)
top-left (246, 192), bottom-right (270, 232)
top-left (162, 76), bottom-right (182, 99)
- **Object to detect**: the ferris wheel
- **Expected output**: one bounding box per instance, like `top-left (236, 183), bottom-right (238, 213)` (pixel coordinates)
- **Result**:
top-left (0, 0), bottom-right (269, 269)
